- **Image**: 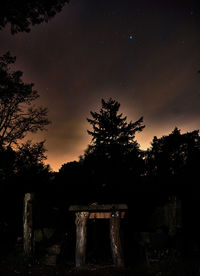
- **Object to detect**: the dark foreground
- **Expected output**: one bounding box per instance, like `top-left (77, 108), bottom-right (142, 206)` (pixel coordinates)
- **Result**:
top-left (1, 258), bottom-right (200, 276)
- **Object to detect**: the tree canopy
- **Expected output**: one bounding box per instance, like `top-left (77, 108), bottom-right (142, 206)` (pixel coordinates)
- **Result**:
top-left (0, 52), bottom-right (50, 148)
top-left (86, 98), bottom-right (145, 158)
top-left (144, 127), bottom-right (200, 195)
top-left (76, 98), bottom-right (146, 201)
top-left (0, 0), bottom-right (69, 34)
top-left (148, 127), bottom-right (200, 178)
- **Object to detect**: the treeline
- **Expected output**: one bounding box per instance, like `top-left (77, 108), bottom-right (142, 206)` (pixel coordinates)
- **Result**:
top-left (0, 54), bottom-right (199, 256)
top-left (1, 98), bottom-right (200, 232)
top-left (55, 99), bottom-right (200, 204)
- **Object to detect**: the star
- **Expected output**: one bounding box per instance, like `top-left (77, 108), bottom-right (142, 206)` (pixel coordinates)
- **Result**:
top-left (129, 33), bottom-right (136, 40)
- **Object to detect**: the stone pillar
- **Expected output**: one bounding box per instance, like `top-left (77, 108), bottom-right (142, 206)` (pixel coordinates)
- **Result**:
top-left (75, 211), bottom-right (89, 267)
top-left (23, 193), bottom-right (34, 256)
top-left (110, 211), bottom-right (124, 267)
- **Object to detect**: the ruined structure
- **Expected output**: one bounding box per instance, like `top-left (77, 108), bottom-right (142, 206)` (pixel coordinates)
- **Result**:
top-left (69, 203), bottom-right (128, 267)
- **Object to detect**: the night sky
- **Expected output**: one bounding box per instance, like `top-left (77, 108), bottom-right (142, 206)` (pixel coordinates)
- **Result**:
top-left (0, 0), bottom-right (200, 171)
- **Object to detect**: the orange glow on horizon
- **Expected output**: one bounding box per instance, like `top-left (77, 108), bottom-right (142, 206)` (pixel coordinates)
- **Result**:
top-left (46, 123), bottom-right (199, 172)
top-left (45, 137), bottom-right (152, 172)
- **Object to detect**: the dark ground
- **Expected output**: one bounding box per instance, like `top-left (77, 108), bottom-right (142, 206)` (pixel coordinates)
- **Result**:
top-left (1, 255), bottom-right (200, 276)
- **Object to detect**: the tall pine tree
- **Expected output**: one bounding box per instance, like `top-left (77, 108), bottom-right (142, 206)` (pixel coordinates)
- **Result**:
top-left (81, 98), bottom-right (145, 201)
top-left (86, 98), bottom-right (145, 158)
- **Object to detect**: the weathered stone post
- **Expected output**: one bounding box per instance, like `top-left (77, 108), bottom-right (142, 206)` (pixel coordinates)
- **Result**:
top-left (23, 193), bottom-right (34, 256)
top-left (75, 211), bottom-right (89, 267)
top-left (110, 210), bottom-right (124, 267)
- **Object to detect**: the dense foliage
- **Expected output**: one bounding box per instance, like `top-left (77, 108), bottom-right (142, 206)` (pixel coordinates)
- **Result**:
top-left (0, 0), bottom-right (69, 34)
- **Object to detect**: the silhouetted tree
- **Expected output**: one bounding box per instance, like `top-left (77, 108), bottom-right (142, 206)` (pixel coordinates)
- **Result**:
top-left (0, 52), bottom-right (51, 242)
top-left (0, 141), bottom-right (50, 192)
top-left (86, 98), bottom-right (145, 157)
top-left (16, 140), bottom-right (47, 167)
top-left (81, 98), bottom-right (145, 201)
top-left (15, 140), bottom-right (50, 190)
top-left (0, 140), bottom-right (51, 249)
top-left (57, 161), bottom-right (85, 202)
top-left (0, 0), bottom-right (69, 34)
top-left (148, 127), bottom-right (200, 248)
top-left (146, 127), bottom-right (200, 193)
top-left (0, 52), bottom-right (50, 148)
top-left (0, 145), bottom-right (16, 183)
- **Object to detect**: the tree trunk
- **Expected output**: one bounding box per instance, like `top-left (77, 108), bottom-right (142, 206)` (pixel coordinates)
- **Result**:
top-left (110, 211), bottom-right (124, 267)
top-left (75, 212), bottom-right (89, 267)
top-left (23, 193), bottom-right (34, 256)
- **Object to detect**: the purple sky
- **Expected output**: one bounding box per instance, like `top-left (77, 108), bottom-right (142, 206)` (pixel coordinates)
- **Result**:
top-left (0, 0), bottom-right (200, 171)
